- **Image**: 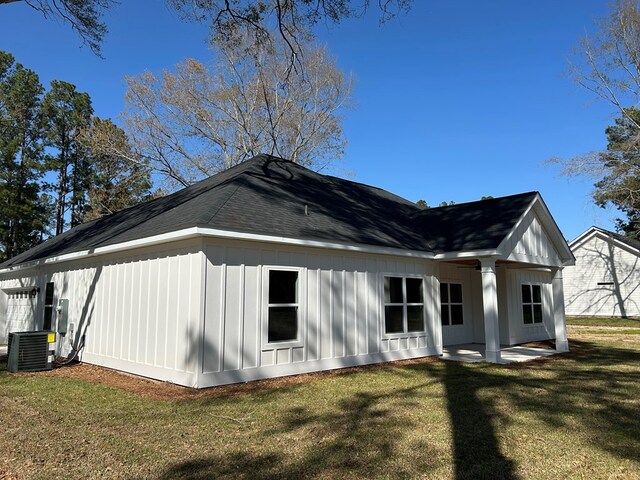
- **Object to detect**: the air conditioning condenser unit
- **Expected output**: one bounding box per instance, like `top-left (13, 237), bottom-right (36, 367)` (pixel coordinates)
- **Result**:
top-left (7, 331), bottom-right (56, 373)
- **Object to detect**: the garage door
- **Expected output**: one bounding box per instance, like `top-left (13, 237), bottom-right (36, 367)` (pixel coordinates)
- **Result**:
top-left (5, 290), bottom-right (37, 341)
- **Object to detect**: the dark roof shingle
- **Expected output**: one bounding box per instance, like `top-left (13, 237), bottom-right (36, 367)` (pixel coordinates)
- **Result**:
top-left (1, 155), bottom-right (538, 267)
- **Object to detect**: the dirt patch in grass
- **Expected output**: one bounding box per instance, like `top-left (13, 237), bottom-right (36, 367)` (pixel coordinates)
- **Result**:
top-left (9, 356), bottom-right (440, 401)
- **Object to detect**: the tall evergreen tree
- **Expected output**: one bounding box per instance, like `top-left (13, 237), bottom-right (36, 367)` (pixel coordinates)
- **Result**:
top-left (594, 107), bottom-right (640, 238)
top-left (0, 51), bottom-right (49, 261)
top-left (42, 80), bottom-right (93, 233)
top-left (80, 117), bottom-right (153, 221)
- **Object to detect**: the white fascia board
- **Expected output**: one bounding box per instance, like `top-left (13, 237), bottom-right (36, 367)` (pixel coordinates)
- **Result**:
top-left (433, 249), bottom-right (501, 260)
top-left (531, 197), bottom-right (575, 262)
top-left (0, 227), bottom-right (438, 275)
top-left (497, 194), bottom-right (575, 266)
top-left (495, 196), bottom-right (537, 258)
top-left (0, 228), bottom-right (203, 275)
top-left (194, 227), bottom-right (437, 259)
top-left (571, 227), bottom-right (640, 257)
top-left (568, 226), bottom-right (600, 249)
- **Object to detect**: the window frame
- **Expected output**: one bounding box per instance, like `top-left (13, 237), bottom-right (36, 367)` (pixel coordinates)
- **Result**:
top-left (440, 282), bottom-right (464, 327)
top-left (262, 266), bottom-right (305, 348)
top-left (381, 274), bottom-right (426, 337)
top-left (43, 282), bottom-right (55, 331)
top-left (521, 283), bottom-right (544, 326)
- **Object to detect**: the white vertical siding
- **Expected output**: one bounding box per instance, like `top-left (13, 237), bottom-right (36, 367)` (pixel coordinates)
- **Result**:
top-left (565, 235), bottom-right (640, 317)
top-left (503, 209), bottom-right (561, 266)
top-left (506, 269), bottom-right (554, 344)
top-left (496, 268), bottom-right (510, 345)
top-left (83, 243), bottom-right (203, 386)
top-left (0, 289), bottom-right (6, 344)
top-left (201, 239), bottom-right (438, 387)
top-left (0, 240), bottom-right (204, 386)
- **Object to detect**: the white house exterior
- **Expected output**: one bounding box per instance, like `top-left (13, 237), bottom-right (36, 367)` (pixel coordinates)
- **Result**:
top-left (564, 226), bottom-right (640, 317)
top-left (0, 155), bottom-right (575, 388)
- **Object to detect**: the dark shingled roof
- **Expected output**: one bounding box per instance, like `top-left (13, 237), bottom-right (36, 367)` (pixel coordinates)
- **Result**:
top-left (1, 155), bottom-right (538, 267)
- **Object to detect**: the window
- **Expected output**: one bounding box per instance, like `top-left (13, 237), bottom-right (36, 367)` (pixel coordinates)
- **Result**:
top-left (522, 284), bottom-right (543, 324)
top-left (383, 276), bottom-right (425, 334)
top-left (43, 282), bottom-right (54, 331)
top-left (267, 270), bottom-right (299, 343)
top-left (441, 283), bottom-right (463, 326)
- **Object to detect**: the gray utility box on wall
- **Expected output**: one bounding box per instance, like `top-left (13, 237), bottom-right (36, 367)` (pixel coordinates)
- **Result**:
top-left (7, 331), bottom-right (56, 373)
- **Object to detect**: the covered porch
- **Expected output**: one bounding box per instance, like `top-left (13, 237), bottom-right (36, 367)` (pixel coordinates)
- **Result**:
top-left (433, 195), bottom-right (575, 363)
top-left (437, 258), bottom-right (569, 364)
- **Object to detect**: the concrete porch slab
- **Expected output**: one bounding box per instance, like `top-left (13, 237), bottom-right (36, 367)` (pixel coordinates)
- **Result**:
top-left (442, 343), bottom-right (559, 364)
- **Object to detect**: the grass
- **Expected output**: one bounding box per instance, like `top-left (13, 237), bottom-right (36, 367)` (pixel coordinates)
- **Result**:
top-left (575, 329), bottom-right (640, 335)
top-left (2, 330), bottom-right (640, 479)
top-left (566, 315), bottom-right (640, 328)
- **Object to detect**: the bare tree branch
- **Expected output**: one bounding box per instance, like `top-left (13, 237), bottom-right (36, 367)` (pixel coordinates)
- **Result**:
top-left (123, 31), bottom-right (352, 189)
top-left (1, 0), bottom-right (115, 56)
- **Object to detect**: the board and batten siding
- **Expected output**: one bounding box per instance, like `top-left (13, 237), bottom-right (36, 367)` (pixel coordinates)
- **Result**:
top-left (0, 239), bottom-right (204, 387)
top-left (502, 209), bottom-right (562, 267)
top-left (201, 239), bottom-right (439, 388)
top-left (564, 236), bottom-right (640, 317)
top-left (505, 269), bottom-right (555, 344)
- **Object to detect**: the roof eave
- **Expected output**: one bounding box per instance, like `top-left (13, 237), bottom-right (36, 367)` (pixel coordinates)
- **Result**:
top-left (570, 226), bottom-right (640, 257)
top-left (0, 227), bottom-right (439, 274)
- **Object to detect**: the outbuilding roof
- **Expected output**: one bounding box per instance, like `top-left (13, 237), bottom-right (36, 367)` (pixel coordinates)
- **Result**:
top-left (2, 155), bottom-right (541, 267)
top-left (570, 226), bottom-right (640, 254)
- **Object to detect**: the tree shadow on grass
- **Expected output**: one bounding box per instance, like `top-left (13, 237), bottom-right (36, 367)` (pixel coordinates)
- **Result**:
top-left (160, 339), bottom-right (640, 479)
top-left (423, 360), bottom-right (520, 480)
top-left (160, 380), bottom-right (446, 479)
top-left (504, 339), bottom-right (640, 463)
top-left (419, 339), bottom-right (640, 477)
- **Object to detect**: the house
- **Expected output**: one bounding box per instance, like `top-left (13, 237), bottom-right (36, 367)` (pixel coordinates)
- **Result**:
top-left (564, 226), bottom-right (640, 317)
top-left (0, 155), bottom-right (575, 388)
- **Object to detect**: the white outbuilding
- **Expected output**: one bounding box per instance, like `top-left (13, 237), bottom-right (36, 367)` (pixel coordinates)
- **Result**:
top-left (564, 226), bottom-right (640, 317)
top-left (0, 155), bottom-right (575, 387)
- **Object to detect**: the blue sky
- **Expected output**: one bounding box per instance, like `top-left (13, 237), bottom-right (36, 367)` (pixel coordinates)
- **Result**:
top-left (0, 0), bottom-right (618, 240)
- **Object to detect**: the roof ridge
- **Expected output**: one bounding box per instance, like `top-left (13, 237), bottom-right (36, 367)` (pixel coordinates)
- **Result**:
top-left (422, 191), bottom-right (539, 211)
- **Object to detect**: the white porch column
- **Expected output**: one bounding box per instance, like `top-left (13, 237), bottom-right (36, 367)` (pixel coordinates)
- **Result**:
top-left (481, 258), bottom-right (501, 363)
top-left (433, 262), bottom-right (443, 355)
top-left (552, 268), bottom-right (569, 353)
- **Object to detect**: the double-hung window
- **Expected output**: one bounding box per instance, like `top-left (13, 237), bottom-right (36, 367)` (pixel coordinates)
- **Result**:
top-left (441, 283), bottom-right (463, 326)
top-left (267, 270), bottom-right (300, 343)
top-left (383, 276), bottom-right (425, 334)
top-left (522, 284), bottom-right (543, 324)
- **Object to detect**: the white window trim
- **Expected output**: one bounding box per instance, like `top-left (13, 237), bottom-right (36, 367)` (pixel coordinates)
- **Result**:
top-left (261, 266), bottom-right (305, 349)
top-left (381, 273), bottom-right (427, 338)
top-left (440, 281), bottom-right (464, 327)
top-left (521, 283), bottom-right (544, 326)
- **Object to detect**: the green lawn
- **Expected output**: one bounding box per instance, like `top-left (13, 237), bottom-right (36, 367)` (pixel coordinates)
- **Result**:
top-left (566, 315), bottom-right (640, 328)
top-left (2, 333), bottom-right (640, 479)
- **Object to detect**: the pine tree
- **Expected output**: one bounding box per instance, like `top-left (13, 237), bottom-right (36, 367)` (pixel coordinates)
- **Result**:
top-left (0, 51), bottom-right (49, 261)
top-left (594, 107), bottom-right (640, 238)
top-left (41, 80), bottom-right (93, 233)
top-left (80, 117), bottom-right (153, 221)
